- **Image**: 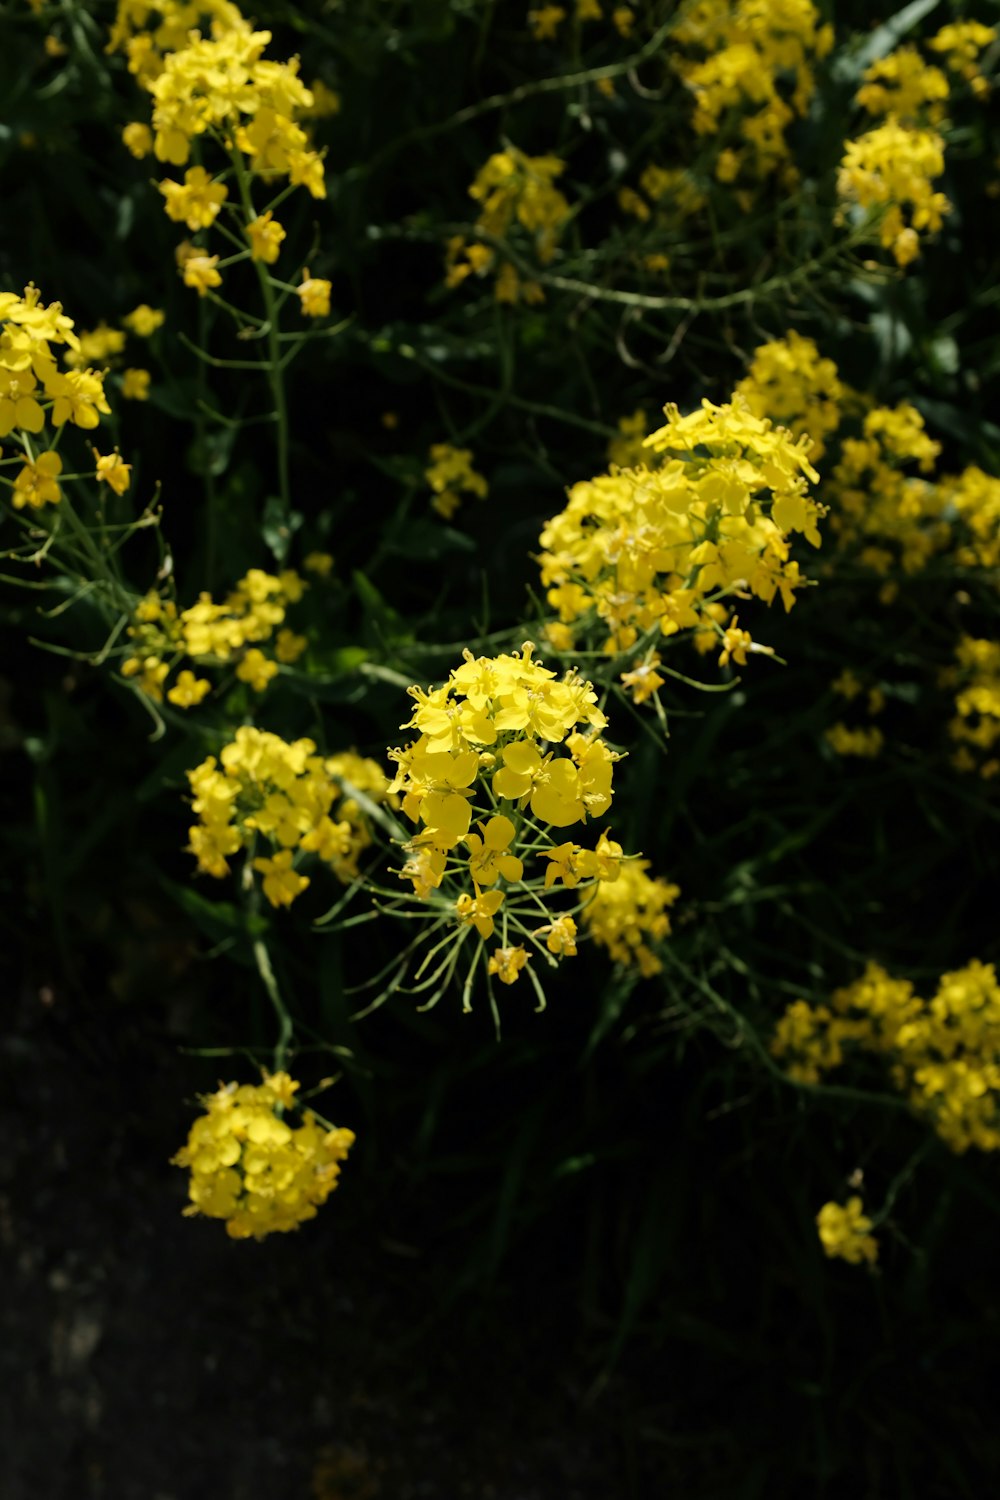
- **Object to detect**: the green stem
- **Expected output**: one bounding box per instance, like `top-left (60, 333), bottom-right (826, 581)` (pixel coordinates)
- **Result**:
top-left (253, 935), bottom-right (294, 1073)
top-left (229, 149), bottom-right (291, 519)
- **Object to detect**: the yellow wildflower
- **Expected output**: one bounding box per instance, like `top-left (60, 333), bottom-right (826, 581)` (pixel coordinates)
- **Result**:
top-left (121, 367), bottom-right (151, 400)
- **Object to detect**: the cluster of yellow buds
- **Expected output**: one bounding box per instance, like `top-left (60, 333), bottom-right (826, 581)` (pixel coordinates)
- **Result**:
top-left (425, 443), bottom-right (488, 521)
top-left (773, 959), bottom-right (1000, 1154)
top-left (537, 395), bottom-right (823, 688)
top-left (445, 146), bottom-right (570, 304)
top-left (122, 567), bottom-right (308, 705)
top-left (186, 727), bottom-right (393, 905)
top-left (173, 1070), bottom-right (355, 1239)
top-left (385, 645), bottom-right (676, 1005)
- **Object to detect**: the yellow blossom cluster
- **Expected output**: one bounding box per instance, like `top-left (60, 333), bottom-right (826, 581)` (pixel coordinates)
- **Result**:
top-left (1, 286), bottom-right (126, 514)
top-left (115, 10), bottom-right (323, 188)
top-left (110, 0), bottom-right (329, 309)
top-left (187, 727), bottom-right (393, 904)
top-left (671, 0), bottom-right (834, 184)
top-left (425, 443), bottom-right (488, 521)
top-left (773, 959), bottom-right (1000, 1153)
top-left (581, 858), bottom-right (680, 977)
top-left (107, 0), bottom-right (247, 84)
top-left (121, 567), bottom-right (308, 704)
top-left (735, 330), bottom-right (845, 462)
top-left (816, 1198), bottom-right (879, 1266)
top-left (738, 332), bottom-right (1000, 596)
top-left (837, 118), bottom-right (950, 266)
top-left (172, 1070), bottom-right (354, 1239)
top-left (928, 21), bottom-right (996, 95)
top-left (856, 46), bottom-right (949, 124)
top-left (938, 466), bottom-right (1000, 571)
top-left (948, 636), bottom-right (1000, 780)
top-left (826, 402), bottom-right (947, 586)
top-left (445, 146), bottom-right (570, 303)
top-left (538, 396), bottom-right (823, 679)
top-left (386, 645), bottom-right (679, 999)
top-left (1, 285), bottom-right (110, 442)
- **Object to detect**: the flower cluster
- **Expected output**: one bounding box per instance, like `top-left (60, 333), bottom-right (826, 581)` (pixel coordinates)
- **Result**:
top-left (581, 858), bottom-right (680, 978)
top-left (173, 1070), bottom-right (354, 1239)
top-left (671, 0), bottom-right (834, 185)
top-left (538, 396), bottom-right (823, 682)
top-left (187, 727), bottom-right (392, 904)
top-left (827, 402), bottom-right (947, 587)
top-left (773, 959), bottom-right (1000, 1153)
top-left (734, 330), bottom-right (846, 462)
top-left (837, 119), bottom-right (951, 266)
top-left (856, 46), bottom-right (949, 124)
top-left (111, 0), bottom-right (334, 313)
top-left (739, 332), bottom-right (1000, 597)
top-left (1, 286), bottom-right (126, 516)
top-left (445, 146), bottom-right (570, 303)
top-left (948, 636), bottom-right (1000, 780)
top-left (928, 21), bottom-right (996, 95)
top-left (384, 645), bottom-right (677, 1004)
top-left (122, 567), bottom-right (308, 704)
top-left (425, 443), bottom-right (488, 521)
top-left (815, 1198), bottom-right (879, 1266)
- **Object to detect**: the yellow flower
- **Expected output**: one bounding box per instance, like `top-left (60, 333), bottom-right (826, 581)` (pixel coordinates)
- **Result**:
top-left (613, 7), bottom-right (634, 38)
top-left (488, 945), bottom-right (530, 985)
top-left (47, 368), bottom-right (111, 428)
top-left (455, 888), bottom-right (505, 939)
top-left (121, 367), bottom-right (151, 400)
top-left (621, 654), bottom-right (665, 705)
top-left (537, 915), bottom-right (577, 956)
top-left (528, 5), bottom-right (566, 40)
top-left (167, 671), bottom-right (211, 709)
top-left (93, 447), bottom-right (132, 495)
top-left (298, 269), bottom-right (331, 318)
top-left (12, 450), bottom-right (62, 510)
top-left (246, 211), bottom-right (286, 264)
top-left (122, 122), bottom-right (153, 159)
top-left (816, 1198), bottom-right (878, 1266)
top-left (236, 648), bottom-right (279, 692)
top-left (158, 165), bottom-right (228, 231)
top-left (252, 849), bottom-right (310, 908)
top-left (275, 628), bottom-right (307, 663)
top-left (425, 443), bottom-right (488, 519)
top-left (182, 254), bottom-right (222, 297)
top-left (123, 304), bottom-right (165, 337)
top-left (465, 815), bottom-right (524, 887)
top-left (304, 550), bottom-right (334, 576)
